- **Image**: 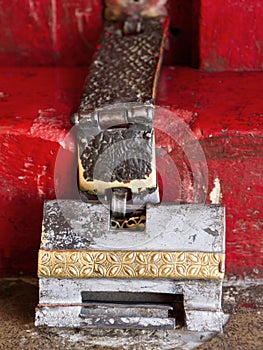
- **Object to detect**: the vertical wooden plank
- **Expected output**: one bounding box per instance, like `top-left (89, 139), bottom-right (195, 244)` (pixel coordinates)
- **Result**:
top-left (54, 0), bottom-right (103, 65)
top-left (0, 0), bottom-right (103, 66)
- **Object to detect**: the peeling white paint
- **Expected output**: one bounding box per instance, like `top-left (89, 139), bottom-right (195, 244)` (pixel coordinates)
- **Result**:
top-left (209, 178), bottom-right (222, 204)
top-left (29, 108), bottom-right (75, 152)
top-left (37, 165), bottom-right (48, 196)
top-left (75, 5), bottom-right (93, 35)
top-left (28, 0), bottom-right (40, 23)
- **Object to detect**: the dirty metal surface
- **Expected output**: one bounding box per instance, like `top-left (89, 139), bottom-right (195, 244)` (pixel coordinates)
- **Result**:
top-left (41, 201), bottom-right (225, 252)
top-left (79, 302), bottom-right (173, 318)
top-left (38, 278), bottom-right (223, 310)
top-left (36, 306), bottom-right (176, 330)
top-left (78, 127), bottom-right (155, 196)
top-left (37, 200), bottom-right (225, 330)
top-left (36, 278), bottom-right (224, 332)
top-left (0, 278), bottom-right (262, 349)
top-left (80, 128), bottom-right (153, 183)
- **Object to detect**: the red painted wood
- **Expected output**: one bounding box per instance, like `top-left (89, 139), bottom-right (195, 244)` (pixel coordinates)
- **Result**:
top-left (200, 0), bottom-right (263, 71)
top-left (0, 68), bottom-right (82, 275)
top-left (0, 0), bottom-right (185, 66)
top-left (157, 67), bottom-right (263, 279)
top-left (1, 1), bottom-right (262, 70)
top-left (0, 66), bottom-right (262, 279)
top-left (0, 0), bottom-right (103, 66)
top-left (157, 67), bottom-right (263, 137)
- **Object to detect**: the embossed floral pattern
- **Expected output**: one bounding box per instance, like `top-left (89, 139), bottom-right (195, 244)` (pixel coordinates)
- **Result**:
top-left (38, 250), bottom-right (224, 280)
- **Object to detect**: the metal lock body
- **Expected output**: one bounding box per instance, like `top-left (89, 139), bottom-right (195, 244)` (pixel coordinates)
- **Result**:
top-left (36, 200), bottom-right (225, 331)
top-left (36, 1), bottom-right (226, 332)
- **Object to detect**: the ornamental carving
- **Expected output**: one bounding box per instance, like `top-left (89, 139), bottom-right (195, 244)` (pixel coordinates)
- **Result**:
top-left (38, 250), bottom-right (224, 280)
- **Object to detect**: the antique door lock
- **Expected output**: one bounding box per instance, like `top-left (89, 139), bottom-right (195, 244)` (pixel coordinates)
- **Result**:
top-left (36, 1), bottom-right (226, 332)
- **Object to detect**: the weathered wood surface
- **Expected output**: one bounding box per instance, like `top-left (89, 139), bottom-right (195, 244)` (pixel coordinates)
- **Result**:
top-left (0, 67), bottom-right (262, 278)
top-left (1, 0), bottom-right (262, 70)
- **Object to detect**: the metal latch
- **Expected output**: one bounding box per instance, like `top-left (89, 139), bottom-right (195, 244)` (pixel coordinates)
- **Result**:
top-left (71, 5), bottom-right (169, 230)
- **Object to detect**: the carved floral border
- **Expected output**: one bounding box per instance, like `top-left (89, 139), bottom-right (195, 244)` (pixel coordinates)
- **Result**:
top-left (38, 250), bottom-right (224, 280)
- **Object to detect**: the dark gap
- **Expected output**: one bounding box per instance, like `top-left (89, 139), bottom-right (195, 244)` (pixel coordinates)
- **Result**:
top-left (165, 0), bottom-right (200, 68)
top-left (81, 291), bottom-right (185, 327)
top-left (110, 207), bottom-right (146, 230)
top-left (109, 188), bottom-right (146, 232)
top-left (191, 0), bottom-right (201, 68)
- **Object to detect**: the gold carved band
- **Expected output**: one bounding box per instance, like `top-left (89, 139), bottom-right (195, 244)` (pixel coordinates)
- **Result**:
top-left (38, 250), bottom-right (225, 280)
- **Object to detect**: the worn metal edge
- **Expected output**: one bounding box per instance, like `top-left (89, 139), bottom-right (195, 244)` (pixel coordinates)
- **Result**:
top-left (151, 17), bottom-right (170, 100)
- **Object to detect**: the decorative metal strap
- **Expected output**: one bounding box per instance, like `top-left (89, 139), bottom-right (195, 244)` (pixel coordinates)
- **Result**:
top-left (38, 250), bottom-right (225, 280)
